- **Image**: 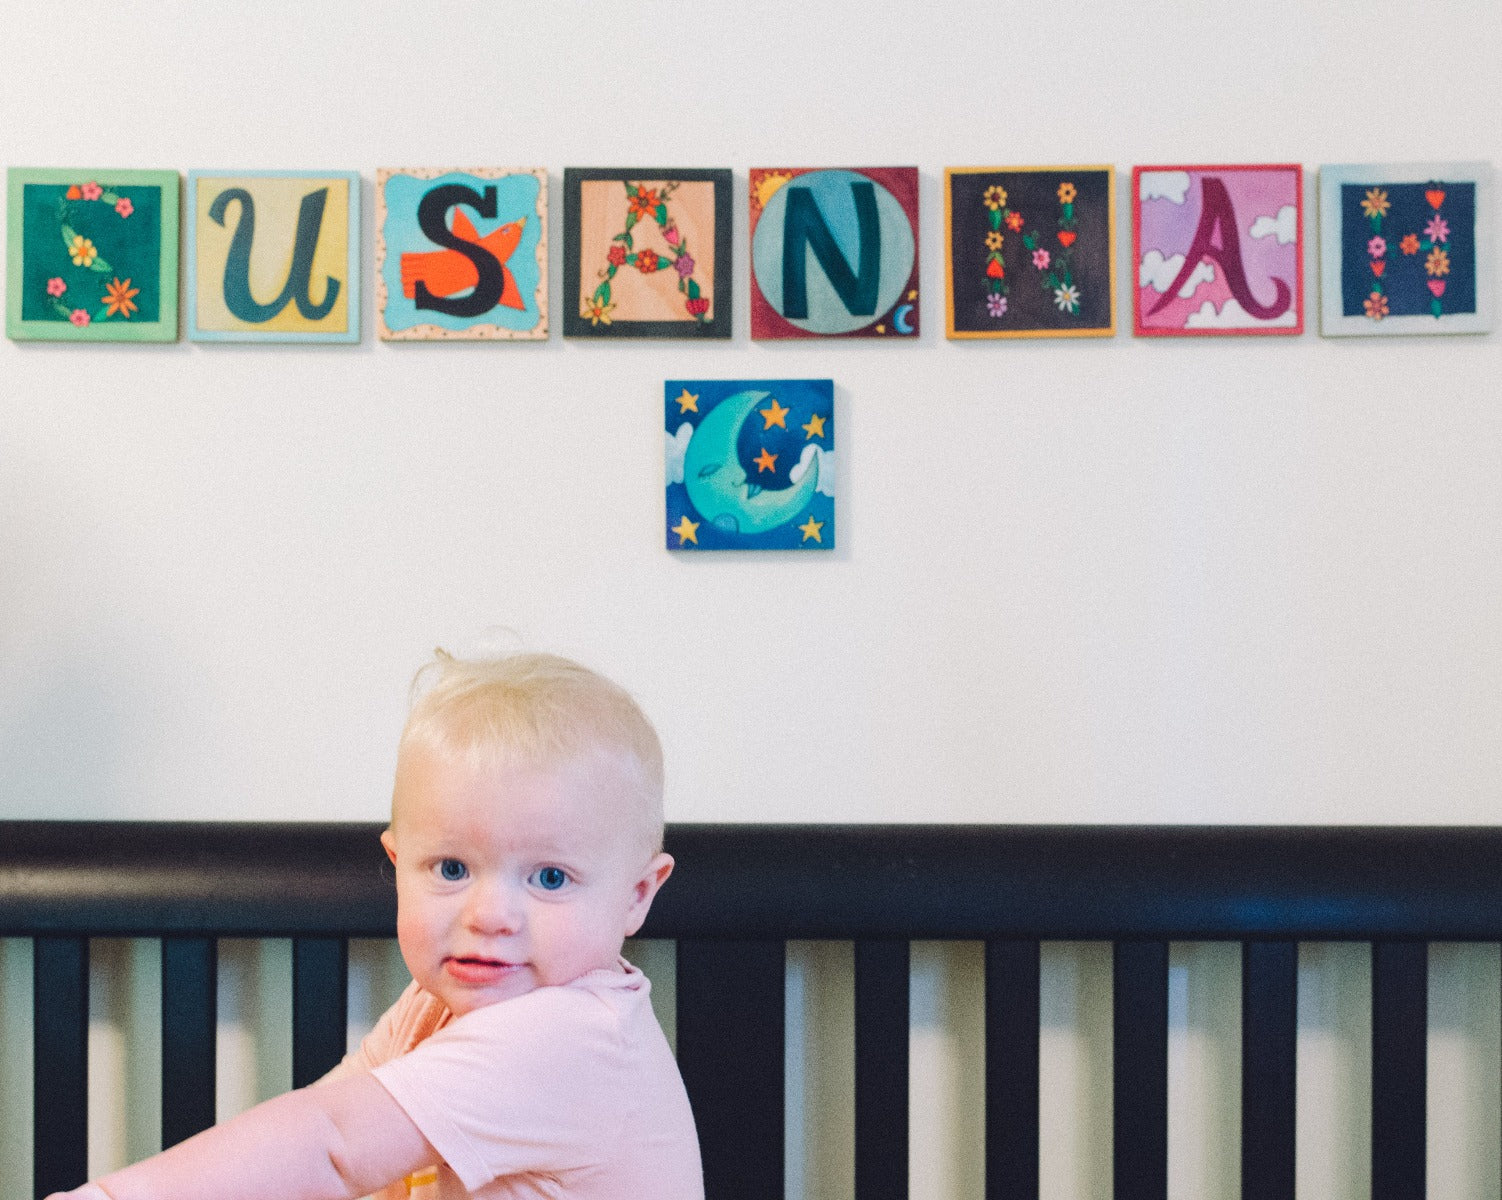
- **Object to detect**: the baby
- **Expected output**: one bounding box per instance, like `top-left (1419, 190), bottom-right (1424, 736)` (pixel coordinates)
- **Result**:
top-left (52, 650), bottom-right (703, 1200)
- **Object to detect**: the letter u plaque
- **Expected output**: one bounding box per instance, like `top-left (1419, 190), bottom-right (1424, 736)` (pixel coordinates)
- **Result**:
top-left (187, 171), bottom-right (360, 342)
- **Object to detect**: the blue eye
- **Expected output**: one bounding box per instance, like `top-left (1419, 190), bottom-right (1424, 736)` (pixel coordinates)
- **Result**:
top-left (535, 866), bottom-right (568, 891)
top-left (438, 859), bottom-right (467, 882)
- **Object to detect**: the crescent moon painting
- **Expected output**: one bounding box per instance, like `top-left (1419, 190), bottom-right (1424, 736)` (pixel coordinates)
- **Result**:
top-left (666, 379), bottom-right (835, 551)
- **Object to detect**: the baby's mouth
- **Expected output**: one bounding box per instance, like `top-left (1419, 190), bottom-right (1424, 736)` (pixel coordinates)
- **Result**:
top-left (444, 956), bottom-right (522, 984)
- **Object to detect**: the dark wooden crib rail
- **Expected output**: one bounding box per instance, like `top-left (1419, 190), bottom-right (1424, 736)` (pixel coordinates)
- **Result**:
top-left (3, 821), bottom-right (1499, 1200)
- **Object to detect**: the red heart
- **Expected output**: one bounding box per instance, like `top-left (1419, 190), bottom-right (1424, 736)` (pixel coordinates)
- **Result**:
top-left (1428, 280), bottom-right (1446, 297)
top-left (1371, 260), bottom-right (1386, 276)
top-left (1057, 230), bottom-right (1077, 247)
top-left (986, 259), bottom-right (1005, 279)
top-left (1426, 189), bottom-right (1446, 209)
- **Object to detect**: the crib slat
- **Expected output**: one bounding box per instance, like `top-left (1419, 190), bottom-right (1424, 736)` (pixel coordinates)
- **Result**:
top-left (1113, 940), bottom-right (1168, 1200)
top-left (1371, 940), bottom-right (1427, 1200)
top-left (676, 939), bottom-right (785, 1200)
top-left (855, 939), bottom-right (909, 1200)
top-left (33, 937), bottom-right (88, 1200)
top-left (985, 938), bottom-right (1040, 1200)
top-left (161, 936), bottom-right (218, 1146)
top-left (1241, 940), bottom-right (1297, 1200)
top-left (292, 936), bottom-right (349, 1088)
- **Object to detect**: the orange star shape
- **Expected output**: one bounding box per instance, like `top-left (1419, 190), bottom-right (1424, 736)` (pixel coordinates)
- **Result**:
top-left (675, 388), bottom-right (699, 413)
top-left (753, 448), bottom-right (778, 473)
top-left (802, 413), bottom-right (826, 440)
top-left (759, 398), bottom-right (789, 429)
top-left (671, 515), bottom-right (699, 545)
top-left (798, 516), bottom-right (823, 542)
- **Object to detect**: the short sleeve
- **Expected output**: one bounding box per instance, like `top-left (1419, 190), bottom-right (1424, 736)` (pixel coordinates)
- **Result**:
top-left (370, 985), bottom-right (631, 1191)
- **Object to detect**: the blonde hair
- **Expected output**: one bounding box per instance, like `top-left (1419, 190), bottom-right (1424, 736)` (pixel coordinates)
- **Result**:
top-left (397, 650), bottom-right (665, 852)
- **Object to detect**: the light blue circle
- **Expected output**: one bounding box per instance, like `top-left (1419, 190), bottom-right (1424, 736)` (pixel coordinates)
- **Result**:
top-left (753, 170), bottom-right (914, 335)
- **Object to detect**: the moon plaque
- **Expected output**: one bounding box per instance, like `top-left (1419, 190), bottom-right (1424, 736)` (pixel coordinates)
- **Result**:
top-left (666, 378), bottom-right (835, 551)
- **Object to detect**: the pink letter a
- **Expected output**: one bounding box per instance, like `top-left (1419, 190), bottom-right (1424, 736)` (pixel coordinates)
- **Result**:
top-left (1148, 176), bottom-right (1291, 320)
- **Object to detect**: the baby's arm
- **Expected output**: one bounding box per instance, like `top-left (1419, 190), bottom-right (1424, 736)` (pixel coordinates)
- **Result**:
top-left (45, 1071), bottom-right (436, 1200)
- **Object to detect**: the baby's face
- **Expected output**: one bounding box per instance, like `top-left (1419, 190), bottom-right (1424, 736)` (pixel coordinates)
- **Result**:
top-left (382, 742), bottom-right (671, 1017)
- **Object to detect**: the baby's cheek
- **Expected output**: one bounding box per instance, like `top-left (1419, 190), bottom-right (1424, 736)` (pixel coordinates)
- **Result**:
top-left (393, 911), bottom-right (430, 964)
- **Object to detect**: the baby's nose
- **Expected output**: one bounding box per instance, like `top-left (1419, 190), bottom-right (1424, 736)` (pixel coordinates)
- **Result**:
top-left (463, 880), bottom-right (522, 934)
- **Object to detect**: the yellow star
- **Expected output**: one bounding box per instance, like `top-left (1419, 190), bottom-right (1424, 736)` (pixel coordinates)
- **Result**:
top-left (802, 413), bottom-right (826, 440)
top-left (908, 289), bottom-right (918, 301)
top-left (875, 324), bottom-right (885, 333)
top-left (753, 447), bottom-right (778, 473)
top-left (798, 516), bottom-right (823, 543)
top-left (758, 398), bottom-right (789, 429)
top-left (675, 388), bottom-right (699, 413)
top-left (671, 515), bottom-right (699, 545)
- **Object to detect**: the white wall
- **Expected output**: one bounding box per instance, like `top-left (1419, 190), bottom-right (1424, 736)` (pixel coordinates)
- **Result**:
top-left (2, 0), bottom-right (1498, 827)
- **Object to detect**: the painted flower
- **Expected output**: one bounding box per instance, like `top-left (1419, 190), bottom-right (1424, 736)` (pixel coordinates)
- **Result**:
top-left (983, 185), bottom-right (1008, 210)
top-left (102, 277), bottom-right (139, 319)
top-left (1053, 283), bottom-right (1081, 313)
top-left (986, 292), bottom-right (1008, 318)
top-left (68, 235), bottom-right (98, 267)
top-left (80, 182), bottom-right (102, 202)
top-left (675, 253), bottom-right (695, 278)
top-left (1425, 247), bottom-right (1451, 277)
top-left (46, 276), bottom-right (67, 297)
top-left (1005, 211), bottom-right (1024, 232)
top-left (69, 308), bottom-right (91, 327)
top-left (1367, 236), bottom-right (1387, 258)
top-left (581, 296), bottom-right (613, 326)
top-left (1031, 248), bottom-right (1051, 270)
top-left (985, 231), bottom-right (1003, 251)
top-left (686, 296), bottom-right (710, 318)
top-left (1057, 182), bottom-right (1077, 204)
top-left (1360, 188), bottom-right (1390, 220)
top-left (607, 244), bottom-right (627, 268)
top-left (1424, 214), bottom-right (1450, 244)
top-left (1364, 291), bottom-right (1389, 320)
top-left (1400, 233), bottom-right (1421, 255)
top-left (114, 197), bottom-right (134, 218)
top-left (663, 225), bottom-right (681, 246)
top-left (635, 248), bottom-right (660, 273)
top-left (627, 187), bottom-right (660, 219)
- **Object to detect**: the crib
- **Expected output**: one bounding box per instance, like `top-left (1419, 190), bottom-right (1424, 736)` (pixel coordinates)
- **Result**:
top-left (1, 820), bottom-right (1496, 1200)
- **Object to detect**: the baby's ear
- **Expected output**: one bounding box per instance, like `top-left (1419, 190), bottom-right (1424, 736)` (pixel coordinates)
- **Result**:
top-left (380, 828), bottom-right (398, 866)
top-left (624, 853), bottom-right (674, 937)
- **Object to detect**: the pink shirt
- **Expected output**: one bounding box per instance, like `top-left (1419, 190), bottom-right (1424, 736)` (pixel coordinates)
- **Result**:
top-left (350, 961), bottom-right (702, 1200)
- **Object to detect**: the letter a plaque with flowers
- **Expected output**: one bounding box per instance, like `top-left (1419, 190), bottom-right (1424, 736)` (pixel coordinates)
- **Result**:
top-left (7, 167), bottom-right (179, 342)
top-left (563, 168), bottom-right (732, 338)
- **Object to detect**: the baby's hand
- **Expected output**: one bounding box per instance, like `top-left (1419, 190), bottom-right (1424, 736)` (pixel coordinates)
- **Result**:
top-left (45, 1187), bottom-right (111, 1200)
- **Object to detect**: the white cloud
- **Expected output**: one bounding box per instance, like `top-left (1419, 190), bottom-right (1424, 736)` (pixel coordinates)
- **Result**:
top-left (790, 444), bottom-right (835, 498)
top-left (1250, 205), bottom-right (1298, 245)
top-left (665, 422), bottom-right (692, 485)
top-left (1139, 171), bottom-right (1191, 203)
top-left (1140, 250), bottom-right (1183, 291)
top-left (1139, 250), bottom-right (1215, 298)
top-left (1184, 298), bottom-right (1299, 328)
